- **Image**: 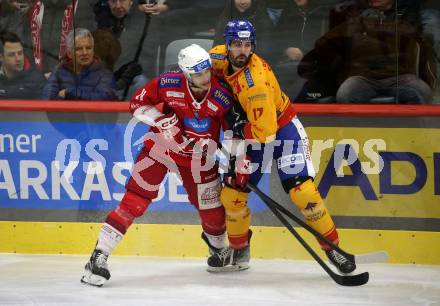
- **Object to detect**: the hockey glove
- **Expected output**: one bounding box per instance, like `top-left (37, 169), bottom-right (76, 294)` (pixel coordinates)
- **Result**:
top-left (224, 154), bottom-right (252, 192)
top-left (225, 103), bottom-right (248, 139)
top-left (151, 111), bottom-right (184, 151)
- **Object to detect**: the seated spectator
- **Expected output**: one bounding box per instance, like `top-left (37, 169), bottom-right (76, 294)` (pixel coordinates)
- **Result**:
top-left (0, 0), bottom-right (25, 39)
top-left (138, 0), bottom-right (225, 79)
top-left (42, 28), bottom-right (117, 101)
top-left (267, 0), bottom-right (337, 63)
top-left (328, 0), bottom-right (439, 102)
top-left (213, 0), bottom-right (273, 61)
top-left (266, 0), bottom-right (337, 99)
top-left (0, 31), bottom-right (46, 99)
top-left (10, 0), bottom-right (96, 76)
top-left (298, 0), bottom-right (436, 103)
top-left (420, 1), bottom-right (440, 102)
top-left (93, 0), bottom-right (147, 100)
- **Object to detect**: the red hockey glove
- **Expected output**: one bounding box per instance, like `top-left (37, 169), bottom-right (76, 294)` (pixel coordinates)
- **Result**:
top-left (151, 112), bottom-right (184, 151)
top-left (224, 154), bottom-right (252, 191)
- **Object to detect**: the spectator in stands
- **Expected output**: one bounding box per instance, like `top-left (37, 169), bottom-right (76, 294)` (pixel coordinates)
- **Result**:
top-left (10, 0), bottom-right (96, 76)
top-left (213, 0), bottom-right (273, 61)
top-left (0, 31), bottom-right (46, 99)
top-left (265, 0), bottom-right (337, 100)
top-left (267, 0), bottom-right (338, 63)
top-left (93, 0), bottom-right (147, 100)
top-left (138, 0), bottom-right (225, 79)
top-left (93, 0), bottom-right (148, 99)
top-left (42, 28), bottom-right (117, 101)
top-left (0, 0), bottom-right (25, 39)
top-left (299, 0), bottom-right (436, 103)
top-left (420, 1), bottom-right (440, 102)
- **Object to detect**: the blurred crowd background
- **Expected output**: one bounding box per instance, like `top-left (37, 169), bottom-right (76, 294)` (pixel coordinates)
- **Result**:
top-left (1, 0), bottom-right (439, 104)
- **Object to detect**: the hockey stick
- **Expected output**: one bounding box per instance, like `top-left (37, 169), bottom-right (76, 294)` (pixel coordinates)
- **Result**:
top-left (187, 141), bottom-right (369, 284)
top-left (246, 181), bottom-right (369, 286)
top-left (245, 182), bottom-right (389, 264)
top-left (215, 146), bottom-right (387, 266)
top-left (215, 144), bottom-right (388, 264)
top-left (122, 13), bottom-right (151, 100)
top-left (212, 146), bottom-right (369, 286)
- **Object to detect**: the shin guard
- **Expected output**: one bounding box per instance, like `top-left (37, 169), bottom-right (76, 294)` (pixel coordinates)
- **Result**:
top-left (220, 186), bottom-right (251, 249)
top-left (289, 179), bottom-right (339, 250)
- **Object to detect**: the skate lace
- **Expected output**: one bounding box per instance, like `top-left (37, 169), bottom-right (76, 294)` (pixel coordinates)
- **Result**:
top-left (94, 252), bottom-right (108, 268)
top-left (217, 247), bottom-right (232, 262)
top-left (330, 250), bottom-right (348, 264)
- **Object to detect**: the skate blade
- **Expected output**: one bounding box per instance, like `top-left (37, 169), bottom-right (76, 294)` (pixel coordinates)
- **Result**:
top-left (80, 270), bottom-right (107, 287)
top-left (207, 263), bottom-right (250, 273)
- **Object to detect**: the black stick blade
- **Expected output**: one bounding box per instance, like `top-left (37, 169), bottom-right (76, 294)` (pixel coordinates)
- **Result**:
top-left (332, 272), bottom-right (369, 286)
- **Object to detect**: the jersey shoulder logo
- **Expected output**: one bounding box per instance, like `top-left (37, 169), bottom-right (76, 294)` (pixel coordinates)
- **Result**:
top-left (243, 68), bottom-right (254, 88)
top-left (159, 76), bottom-right (182, 88)
top-left (211, 88), bottom-right (232, 109)
top-left (210, 53), bottom-right (226, 60)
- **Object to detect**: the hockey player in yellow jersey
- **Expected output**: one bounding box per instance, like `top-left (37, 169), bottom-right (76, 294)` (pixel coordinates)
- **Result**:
top-left (207, 19), bottom-right (356, 274)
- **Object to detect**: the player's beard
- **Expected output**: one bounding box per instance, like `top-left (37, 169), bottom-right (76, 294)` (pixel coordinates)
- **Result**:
top-left (228, 52), bottom-right (251, 69)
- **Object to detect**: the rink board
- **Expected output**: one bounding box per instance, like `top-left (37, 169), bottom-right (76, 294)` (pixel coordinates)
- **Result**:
top-left (1, 221), bottom-right (439, 265)
top-left (1, 108), bottom-right (440, 265)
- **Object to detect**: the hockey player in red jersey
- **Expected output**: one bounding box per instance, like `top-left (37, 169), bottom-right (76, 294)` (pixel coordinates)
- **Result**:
top-left (81, 44), bottom-right (235, 286)
top-left (207, 20), bottom-right (356, 274)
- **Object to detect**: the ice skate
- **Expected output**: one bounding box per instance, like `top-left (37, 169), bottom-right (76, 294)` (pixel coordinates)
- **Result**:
top-left (326, 249), bottom-right (356, 274)
top-left (202, 230), bottom-right (252, 273)
top-left (81, 249), bottom-right (111, 287)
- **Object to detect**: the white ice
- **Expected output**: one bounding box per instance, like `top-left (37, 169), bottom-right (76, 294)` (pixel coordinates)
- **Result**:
top-left (0, 254), bottom-right (439, 306)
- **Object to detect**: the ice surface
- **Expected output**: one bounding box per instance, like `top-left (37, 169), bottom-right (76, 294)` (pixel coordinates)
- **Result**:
top-left (0, 254), bottom-right (439, 306)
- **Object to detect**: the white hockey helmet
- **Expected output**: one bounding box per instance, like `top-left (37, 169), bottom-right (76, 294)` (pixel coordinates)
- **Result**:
top-left (178, 44), bottom-right (212, 79)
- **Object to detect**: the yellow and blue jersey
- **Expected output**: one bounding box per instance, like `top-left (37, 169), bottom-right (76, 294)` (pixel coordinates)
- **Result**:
top-left (209, 44), bottom-right (295, 143)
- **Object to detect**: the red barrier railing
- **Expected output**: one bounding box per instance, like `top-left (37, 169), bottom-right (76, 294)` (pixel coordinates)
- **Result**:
top-left (1, 100), bottom-right (440, 116)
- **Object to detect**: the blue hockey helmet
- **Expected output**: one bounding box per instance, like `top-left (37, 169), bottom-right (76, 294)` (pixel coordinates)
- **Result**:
top-left (223, 20), bottom-right (256, 46)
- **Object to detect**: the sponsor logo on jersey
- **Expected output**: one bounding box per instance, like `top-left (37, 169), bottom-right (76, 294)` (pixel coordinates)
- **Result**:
top-left (277, 153), bottom-right (305, 169)
top-left (166, 91), bottom-right (185, 98)
top-left (207, 101), bottom-right (219, 112)
top-left (130, 102), bottom-right (141, 110)
top-left (248, 93), bottom-right (267, 102)
top-left (198, 179), bottom-right (222, 210)
top-left (244, 68), bottom-right (254, 88)
top-left (167, 100), bottom-right (187, 108)
top-left (211, 88), bottom-right (231, 108)
top-left (184, 117), bottom-right (211, 133)
top-left (210, 53), bottom-right (226, 60)
top-left (159, 76), bottom-right (182, 88)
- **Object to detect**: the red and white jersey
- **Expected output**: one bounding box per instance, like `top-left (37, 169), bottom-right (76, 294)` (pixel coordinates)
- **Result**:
top-left (130, 70), bottom-right (234, 144)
